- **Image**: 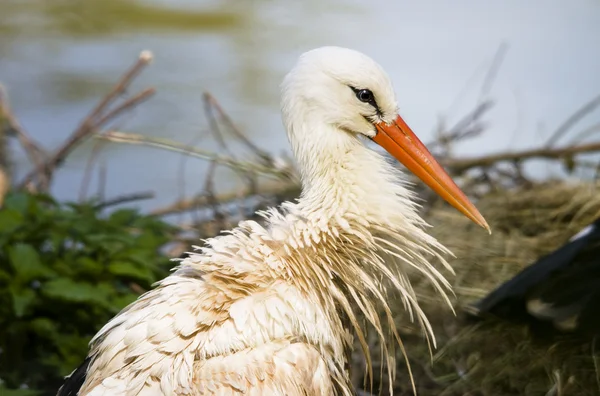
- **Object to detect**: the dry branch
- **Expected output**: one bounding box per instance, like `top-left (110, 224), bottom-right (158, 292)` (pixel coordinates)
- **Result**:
top-left (95, 130), bottom-right (289, 179)
top-left (0, 170), bottom-right (8, 208)
top-left (201, 93), bottom-right (257, 193)
top-left (151, 138), bottom-right (600, 218)
top-left (479, 42), bottom-right (508, 99)
top-left (18, 51), bottom-right (155, 190)
top-left (202, 92), bottom-right (270, 160)
top-left (0, 85), bottom-right (47, 189)
top-left (444, 141), bottom-right (600, 173)
top-left (151, 179), bottom-right (299, 216)
top-left (545, 93), bottom-right (600, 148)
top-left (428, 101), bottom-right (493, 154)
top-left (94, 191), bottom-right (155, 210)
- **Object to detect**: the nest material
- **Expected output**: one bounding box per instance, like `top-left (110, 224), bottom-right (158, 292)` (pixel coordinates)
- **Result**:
top-left (358, 181), bottom-right (600, 396)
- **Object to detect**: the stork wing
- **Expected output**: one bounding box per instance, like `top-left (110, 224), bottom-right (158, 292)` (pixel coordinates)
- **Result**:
top-left (467, 217), bottom-right (600, 335)
top-left (57, 268), bottom-right (229, 395)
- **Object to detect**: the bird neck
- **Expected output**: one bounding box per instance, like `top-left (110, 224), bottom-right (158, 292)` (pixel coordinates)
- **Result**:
top-left (287, 118), bottom-right (404, 222)
top-left (275, 118), bottom-right (455, 394)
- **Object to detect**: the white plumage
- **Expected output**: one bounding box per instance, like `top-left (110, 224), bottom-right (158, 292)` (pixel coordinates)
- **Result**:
top-left (59, 46), bottom-right (488, 396)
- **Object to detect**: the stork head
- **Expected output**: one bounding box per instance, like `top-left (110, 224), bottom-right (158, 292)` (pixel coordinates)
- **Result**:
top-left (281, 46), bottom-right (398, 136)
top-left (281, 46), bottom-right (489, 232)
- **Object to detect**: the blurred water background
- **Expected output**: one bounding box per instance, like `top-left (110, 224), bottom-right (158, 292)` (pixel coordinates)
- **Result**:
top-left (1, 0), bottom-right (599, 214)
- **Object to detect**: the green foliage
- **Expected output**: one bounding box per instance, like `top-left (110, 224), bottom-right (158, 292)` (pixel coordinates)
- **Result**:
top-left (0, 192), bottom-right (176, 394)
top-left (0, 385), bottom-right (40, 396)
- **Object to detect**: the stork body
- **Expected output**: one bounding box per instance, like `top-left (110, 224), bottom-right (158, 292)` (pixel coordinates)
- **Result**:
top-left (58, 47), bottom-right (488, 396)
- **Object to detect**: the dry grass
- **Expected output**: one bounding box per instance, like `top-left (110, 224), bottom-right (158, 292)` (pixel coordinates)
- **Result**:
top-left (357, 181), bottom-right (600, 396)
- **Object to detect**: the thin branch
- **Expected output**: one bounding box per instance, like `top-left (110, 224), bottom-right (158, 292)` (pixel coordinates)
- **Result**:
top-left (202, 91), bottom-right (256, 188)
top-left (203, 92), bottom-right (270, 159)
top-left (82, 50), bottom-right (154, 126)
top-left (202, 93), bottom-right (233, 156)
top-left (95, 130), bottom-right (288, 179)
top-left (429, 101), bottom-right (494, 152)
top-left (545, 93), bottom-right (600, 148)
top-left (444, 141), bottom-right (600, 173)
top-left (568, 123), bottom-right (600, 145)
top-left (18, 51), bottom-right (154, 190)
top-left (97, 160), bottom-right (107, 203)
top-left (0, 85), bottom-right (47, 187)
top-left (432, 43), bottom-right (507, 155)
top-left (151, 179), bottom-right (299, 216)
top-left (479, 42), bottom-right (508, 99)
top-left (79, 134), bottom-right (107, 202)
top-left (201, 160), bottom-right (228, 230)
top-left (0, 163), bottom-right (8, 208)
top-left (94, 191), bottom-right (155, 210)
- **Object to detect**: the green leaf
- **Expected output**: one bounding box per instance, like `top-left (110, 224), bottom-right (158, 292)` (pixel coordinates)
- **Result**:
top-left (74, 257), bottom-right (104, 277)
top-left (0, 386), bottom-right (41, 396)
top-left (10, 286), bottom-right (36, 317)
top-left (2, 192), bottom-right (32, 213)
top-left (115, 249), bottom-right (153, 266)
top-left (111, 293), bottom-right (139, 311)
top-left (8, 244), bottom-right (55, 282)
top-left (0, 192), bottom-right (176, 390)
top-left (0, 268), bottom-right (11, 283)
top-left (0, 209), bottom-right (24, 234)
top-left (108, 261), bottom-right (153, 283)
top-left (49, 258), bottom-right (75, 277)
top-left (108, 208), bottom-right (139, 226)
top-left (41, 278), bottom-right (109, 305)
top-left (42, 333), bottom-right (91, 377)
top-left (84, 233), bottom-right (133, 254)
top-left (135, 233), bottom-right (166, 250)
top-left (29, 317), bottom-right (59, 338)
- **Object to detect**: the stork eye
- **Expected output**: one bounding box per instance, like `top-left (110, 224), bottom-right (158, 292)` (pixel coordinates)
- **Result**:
top-left (349, 86), bottom-right (381, 117)
top-left (356, 89), bottom-right (374, 104)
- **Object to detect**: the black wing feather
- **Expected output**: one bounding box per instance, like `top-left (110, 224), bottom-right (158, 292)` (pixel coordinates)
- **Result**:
top-left (56, 357), bottom-right (91, 396)
top-left (468, 217), bottom-right (600, 335)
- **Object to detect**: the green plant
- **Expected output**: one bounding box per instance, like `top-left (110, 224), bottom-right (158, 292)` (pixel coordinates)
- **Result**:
top-left (0, 192), bottom-right (176, 395)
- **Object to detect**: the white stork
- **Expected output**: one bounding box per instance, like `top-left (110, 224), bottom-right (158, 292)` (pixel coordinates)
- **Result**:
top-left (58, 46), bottom-right (489, 396)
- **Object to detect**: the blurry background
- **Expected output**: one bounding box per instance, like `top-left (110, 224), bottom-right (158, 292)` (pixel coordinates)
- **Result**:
top-left (2, 0), bottom-right (599, 214)
top-left (2, 1), bottom-right (600, 395)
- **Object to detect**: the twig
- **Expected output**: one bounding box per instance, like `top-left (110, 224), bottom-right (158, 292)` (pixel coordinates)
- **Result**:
top-left (151, 179), bottom-right (299, 216)
top-left (0, 85), bottom-right (47, 188)
top-left (79, 133), bottom-right (108, 202)
top-left (203, 92), bottom-right (270, 159)
top-left (444, 141), bottom-right (600, 173)
top-left (94, 191), bottom-right (155, 210)
top-left (97, 160), bottom-right (107, 203)
top-left (567, 123), bottom-right (600, 145)
top-left (432, 44), bottom-right (506, 155)
top-left (87, 51), bottom-right (153, 125)
top-left (95, 130), bottom-right (288, 179)
top-left (545, 93), bottom-right (600, 148)
top-left (429, 101), bottom-right (494, 153)
top-left (93, 88), bottom-right (155, 132)
top-left (201, 161), bottom-right (228, 231)
top-left (18, 51), bottom-right (154, 190)
top-left (479, 42), bottom-right (508, 99)
top-left (203, 93), bottom-right (234, 157)
top-left (0, 157), bottom-right (8, 208)
top-left (202, 92), bottom-right (256, 189)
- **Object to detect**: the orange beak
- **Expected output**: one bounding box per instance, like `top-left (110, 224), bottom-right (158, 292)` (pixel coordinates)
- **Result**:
top-left (373, 114), bottom-right (490, 233)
